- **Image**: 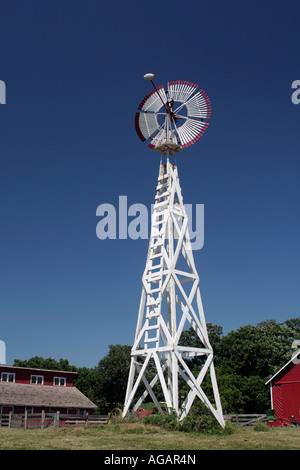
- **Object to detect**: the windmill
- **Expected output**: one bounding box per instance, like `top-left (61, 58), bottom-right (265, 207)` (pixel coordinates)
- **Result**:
top-left (122, 73), bottom-right (224, 427)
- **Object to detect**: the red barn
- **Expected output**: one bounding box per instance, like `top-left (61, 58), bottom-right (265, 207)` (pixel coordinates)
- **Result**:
top-left (265, 352), bottom-right (300, 422)
top-left (0, 365), bottom-right (96, 415)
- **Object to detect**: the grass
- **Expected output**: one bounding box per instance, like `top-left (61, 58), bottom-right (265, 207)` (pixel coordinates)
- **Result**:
top-left (0, 422), bottom-right (300, 450)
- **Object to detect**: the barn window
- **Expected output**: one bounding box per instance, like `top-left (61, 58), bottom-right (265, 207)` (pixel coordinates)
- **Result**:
top-left (1, 372), bottom-right (15, 383)
top-left (53, 377), bottom-right (66, 386)
top-left (31, 375), bottom-right (44, 385)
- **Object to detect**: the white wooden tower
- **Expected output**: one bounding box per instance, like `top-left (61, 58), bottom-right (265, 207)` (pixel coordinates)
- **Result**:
top-left (123, 74), bottom-right (224, 427)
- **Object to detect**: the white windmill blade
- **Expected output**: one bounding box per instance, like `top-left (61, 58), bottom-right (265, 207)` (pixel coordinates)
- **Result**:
top-left (135, 111), bottom-right (159, 142)
top-left (172, 89), bottom-right (211, 119)
top-left (135, 85), bottom-right (168, 142)
top-left (185, 90), bottom-right (212, 119)
top-left (138, 84), bottom-right (167, 112)
top-left (175, 117), bottom-right (209, 147)
top-left (167, 80), bottom-right (198, 104)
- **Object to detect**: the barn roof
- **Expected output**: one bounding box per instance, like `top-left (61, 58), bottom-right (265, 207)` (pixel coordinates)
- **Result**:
top-left (0, 364), bottom-right (77, 375)
top-left (265, 351), bottom-right (300, 385)
top-left (0, 382), bottom-right (97, 409)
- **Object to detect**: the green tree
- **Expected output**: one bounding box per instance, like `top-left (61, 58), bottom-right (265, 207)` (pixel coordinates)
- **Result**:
top-left (284, 317), bottom-right (300, 334)
top-left (237, 375), bottom-right (269, 413)
top-left (73, 367), bottom-right (98, 405)
top-left (179, 323), bottom-right (223, 351)
top-left (179, 323), bottom-right (223, 368)
top-left (94, 344), bottom-right (132, 413)
top-left (216, 319), bottom-right (300, 378)
top-left (13, 356), bottom-right (76, 372)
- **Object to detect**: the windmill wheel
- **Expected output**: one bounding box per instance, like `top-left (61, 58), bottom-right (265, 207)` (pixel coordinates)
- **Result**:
top-left (135, 74), bottom-right (211, 155)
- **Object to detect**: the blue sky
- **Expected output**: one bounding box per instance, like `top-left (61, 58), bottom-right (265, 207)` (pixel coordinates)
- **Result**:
top-left (0, 0), bottom-right (299, 368)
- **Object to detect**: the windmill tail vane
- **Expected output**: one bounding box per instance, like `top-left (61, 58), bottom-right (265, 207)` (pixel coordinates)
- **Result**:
top-left (123, 73), bottom-right (224, 427)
